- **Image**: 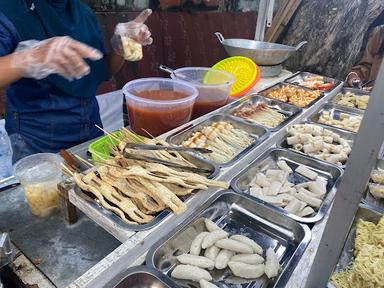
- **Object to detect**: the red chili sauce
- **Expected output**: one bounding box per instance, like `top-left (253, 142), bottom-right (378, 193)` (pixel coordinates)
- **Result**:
top-left (127, 90), bottom-right (194, 137)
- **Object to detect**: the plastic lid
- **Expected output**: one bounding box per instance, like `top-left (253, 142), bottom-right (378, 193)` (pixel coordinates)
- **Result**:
top-left (211, 56), bottom-right (260, 97)
top-left (13, 153), bottom-right (63, 184)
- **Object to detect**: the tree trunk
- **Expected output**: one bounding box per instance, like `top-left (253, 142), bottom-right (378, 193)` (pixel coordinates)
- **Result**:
top-left (280, 0), bottom-right (384, 79)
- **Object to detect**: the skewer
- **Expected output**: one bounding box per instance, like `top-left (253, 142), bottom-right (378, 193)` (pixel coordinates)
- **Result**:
top-left (61, 163), bottom-right (75, 177)
top-left (95, 124), bottom-right (121, 143)
top-left (74, 154), bottom-right (94, 168)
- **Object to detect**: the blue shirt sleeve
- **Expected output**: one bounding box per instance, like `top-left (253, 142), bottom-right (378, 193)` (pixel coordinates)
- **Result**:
top-left (0, 12), bottom-right (18, 56)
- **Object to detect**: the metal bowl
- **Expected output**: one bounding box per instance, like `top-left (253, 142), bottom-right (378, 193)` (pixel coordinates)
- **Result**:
top-left (215, 32), bottom-right (307, 66)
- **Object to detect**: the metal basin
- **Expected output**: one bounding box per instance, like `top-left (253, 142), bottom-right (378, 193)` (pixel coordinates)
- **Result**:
top-left (215, 32), bottom-right (307, 66)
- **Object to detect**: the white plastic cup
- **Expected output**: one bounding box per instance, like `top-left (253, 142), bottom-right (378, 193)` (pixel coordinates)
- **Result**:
top-left (13, 153), bottom-right (63, 218)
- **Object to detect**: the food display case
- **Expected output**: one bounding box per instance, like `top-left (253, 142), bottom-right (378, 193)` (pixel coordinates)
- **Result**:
top-left (62, 69), bottom-right (383, 288)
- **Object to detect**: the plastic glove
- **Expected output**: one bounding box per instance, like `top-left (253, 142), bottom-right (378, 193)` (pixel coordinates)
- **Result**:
top-left (346, 72), bottom-right (362, 89)
top-left (12, 36), bottom-right (103, 81)
top-left (111, 9), bottom-right (153, 61)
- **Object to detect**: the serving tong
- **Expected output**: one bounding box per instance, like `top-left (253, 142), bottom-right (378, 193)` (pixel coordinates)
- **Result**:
top-left (123, 143), bottom-right (212, 154)
top-left (122, 143), bottom-right (213, 174)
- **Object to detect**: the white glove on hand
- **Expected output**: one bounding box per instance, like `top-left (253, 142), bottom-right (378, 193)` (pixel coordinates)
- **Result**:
top-left (111, 9), bottom-right (153, 61)
top-left (12, 36), bottom-right (103, 81)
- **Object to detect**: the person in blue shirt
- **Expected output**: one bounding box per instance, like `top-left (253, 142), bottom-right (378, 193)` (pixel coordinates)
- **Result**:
top-left (0, 1), bottom-right (153, 162)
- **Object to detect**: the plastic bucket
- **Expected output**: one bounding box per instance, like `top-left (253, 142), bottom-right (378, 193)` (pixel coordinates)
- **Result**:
top-left (123, 78), bottom-right (198, 137)
top-left (171, 67), bottom-right (235, 119)
top-left (13, 153), bottom-right (63, 217)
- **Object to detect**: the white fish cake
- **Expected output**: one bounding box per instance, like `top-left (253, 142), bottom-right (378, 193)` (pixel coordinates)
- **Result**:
top-left (295, 165), bottom-right (318, 180)
top-left (298, 187), bottom-right (322, 199)
top-left (265, 248), bottom-right (281, 279)
top-left (284, 198), bottom-right (303, 215)
top-left (258, 195), bottom-right (284, 207)
top-left (199, 279), bottom-right (218, 288)
top-left (230, 254), bottom-right (264, 265)
top-left (228, 261), bottom-right (265, 279)
top-left (250, 186), bottom-right (263, 197)
top-left (265, 181), bottom-right (282, 196)
top-left (176, 254), bottom-right (215, 270)
top-left (215, 239), bottom-right (253, 254)
top-left (229, 235), bottom-right (263, 255)
top-left (277, 160), bottom-right (293, 173)
top-left (298, 206), bottom-right (315, 217)
top-left (171, 264), bottom-right (212, 282)
top-left (215, 249), bottom-right (235, 269)
top-left (255, 173), bottom-right (271, 187)
top-left (202, 230), bottom-right (228, 249)
top-left (204, 218), bottom-right (221, 232)
top-left (308, 180), bottom-right (327, 197)
top-left (204, 245), bottom-right (220, 262)
top-left (296, 190), bottom-right (322, 208)
top-left (190, 232), bottom-right (209, 255)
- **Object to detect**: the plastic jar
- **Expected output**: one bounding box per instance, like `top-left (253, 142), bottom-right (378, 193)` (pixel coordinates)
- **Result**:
top-left (123, 78), bottom-right (198, 137)
top-left (171, 67), bottom-right (235, 119)
top-left (13, 153), bottom-right (63, 218)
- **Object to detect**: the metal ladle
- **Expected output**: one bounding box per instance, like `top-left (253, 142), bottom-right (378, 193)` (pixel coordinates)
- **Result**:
top-left (159, 65), bottom-right (203, 84)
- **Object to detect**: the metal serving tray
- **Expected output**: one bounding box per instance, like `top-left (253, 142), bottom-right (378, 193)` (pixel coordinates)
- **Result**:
top-left (166, 114), bottom-right (269, 167)
top-left (278, 122), bottom-right (356, 168)
top-left (73, 153), bottom-right (220, 232)
top-left (146, 190), bottom-right (311, 288)
top-left (258, 82), bottom-right (324, 109)
top-left (331, 204), bottom-right (382, 283)
top-left (331, 87), bottom-right (370, 113)
top-left (362, 158), bottom-right (384, 212)
top-left (285, 71), bottom-right (342, 94)
top-left (104, 266), bottom-right (178, 288)
top-left (220, 94), bottom-right (302, 132)
top-left (310, 104), bottom-right (364, 133)
top-left (231, 148), bottom-right (343, 223)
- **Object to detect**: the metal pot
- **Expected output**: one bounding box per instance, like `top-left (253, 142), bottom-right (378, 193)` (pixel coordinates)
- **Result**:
top-left (215, 32), bottom-right (307, 66)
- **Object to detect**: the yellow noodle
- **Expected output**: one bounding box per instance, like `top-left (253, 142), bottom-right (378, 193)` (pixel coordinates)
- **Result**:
top-left (331, 217), bottom-right (384, 288)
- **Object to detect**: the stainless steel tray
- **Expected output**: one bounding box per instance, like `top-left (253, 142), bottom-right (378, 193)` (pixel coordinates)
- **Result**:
top-left (362, 158), bottom-right (384, 212)
top-left (146, 190), bottom-right (311, 288)
top-left (278, 122), bottom-right (356, 168)
top-left (310, 104), bottom-right (364, 133)
top-left (258, 82), bottom-right (325, 109)
top-left (231, 148), bottom-right (343, 223)
top-left (285, 71), bottom-right (342, 94)
top-left (166, 114), bottom-right (269, 167)
top-left (331, 87), bottom-right (370, 113)
top-left (331, 204), bottom-right (382, 279)
top-left (104, 266), bottom-right (178, 288)
top-left (73, 153), bottom-right (220, 232)
top-left (220, 94), bottom-right (302, 132)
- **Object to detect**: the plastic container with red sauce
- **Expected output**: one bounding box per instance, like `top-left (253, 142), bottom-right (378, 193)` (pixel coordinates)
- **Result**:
top-left (123, 78), bottom-right (198, 137)
top-left (171, 67), bottom-right (235, 119)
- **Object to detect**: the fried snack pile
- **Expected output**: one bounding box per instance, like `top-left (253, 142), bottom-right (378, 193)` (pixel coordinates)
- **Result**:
top-left (299, 75), bottom-right (334, 91)
top-left (332, 92), bottom-right (369, 110)
top-left (74, 157), bottom-right (228, 225)
top-left (182, 121), bottom-right (254, 164)
top-left (263, 85), bottom-right (320, 108)
top-left (368, 168), bottom-right (384, 200)
top-left (318, 111), bottom-right (362, 133)
top-left (331, 217), bottom-right (384, 288)
top-left (232, 103), bottom-right (286, 129)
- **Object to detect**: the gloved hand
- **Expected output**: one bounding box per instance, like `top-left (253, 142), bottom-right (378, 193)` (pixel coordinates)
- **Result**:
top-left (346, 72), bottom-right (362, 89)
top-left (11, 36), bottom-right (103, 81)
top-left (111, 9), bottom-right (153, 61)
